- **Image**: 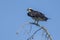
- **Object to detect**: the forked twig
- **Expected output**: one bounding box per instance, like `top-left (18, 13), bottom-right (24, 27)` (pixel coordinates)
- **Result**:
top-left (27, 28), bottom-right (41, 40)
top-left (16, 22), bottom-right (52, 40)
top-left (27, 22), bottom-right (52, 40)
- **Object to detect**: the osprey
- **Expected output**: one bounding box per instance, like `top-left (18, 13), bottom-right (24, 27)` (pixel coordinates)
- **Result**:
top-left (27, 8), bottom-right (48, 24)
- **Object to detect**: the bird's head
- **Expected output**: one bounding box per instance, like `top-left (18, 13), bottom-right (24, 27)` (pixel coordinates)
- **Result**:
top-left (27, 8), bottom-right (33, 12)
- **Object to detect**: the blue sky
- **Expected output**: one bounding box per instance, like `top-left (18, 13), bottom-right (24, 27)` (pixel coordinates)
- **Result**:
top-left (0, 0), bottom-right (60, 40)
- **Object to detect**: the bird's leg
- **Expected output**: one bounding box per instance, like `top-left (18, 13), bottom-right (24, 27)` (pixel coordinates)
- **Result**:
top-left (34, 20), bottom-right (36, 24)
top-left (34, 20), bottom-right (39, 25)
top-left (36, 21), bottom-right (39, 25)
top-left (34, 20), bottom-right (37, 24)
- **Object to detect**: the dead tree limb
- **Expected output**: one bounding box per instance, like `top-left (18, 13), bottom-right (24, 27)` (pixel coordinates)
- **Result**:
top-left (16, 22), bottom-right (52, 40)
top-left (27, 22), bottom-right (52, 40)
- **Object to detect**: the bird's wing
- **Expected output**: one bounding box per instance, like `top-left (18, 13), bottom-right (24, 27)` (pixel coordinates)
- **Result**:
top-left (34, 11), bottom-right (45, 18)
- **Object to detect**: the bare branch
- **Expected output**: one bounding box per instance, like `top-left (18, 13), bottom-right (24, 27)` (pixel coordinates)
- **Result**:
top-left (16, 22), bottom-right (52, 40)
top-left (27, 22), bottom-right (52, 40)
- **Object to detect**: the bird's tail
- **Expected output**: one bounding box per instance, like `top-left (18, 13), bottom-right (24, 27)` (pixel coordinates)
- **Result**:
top-left (45, 17), bottom-right (51, 21)
top-left (45, 17), bottom-right (48, 21)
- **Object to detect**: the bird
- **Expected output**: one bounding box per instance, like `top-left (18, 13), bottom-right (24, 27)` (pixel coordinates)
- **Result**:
top-left (27, 8), bottom-right (48, 24)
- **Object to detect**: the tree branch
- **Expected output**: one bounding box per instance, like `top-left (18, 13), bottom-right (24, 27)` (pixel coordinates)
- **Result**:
top-left (27, 22), bottom-right (52, 40)
top-left (16, 22), bottom-right (52, 40)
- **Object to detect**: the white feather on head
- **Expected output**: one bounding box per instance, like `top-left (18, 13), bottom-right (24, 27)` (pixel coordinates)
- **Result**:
top-left (28, 8), bottom-right (32, 10)
top-left (27, 8), bottom-right (32, 12)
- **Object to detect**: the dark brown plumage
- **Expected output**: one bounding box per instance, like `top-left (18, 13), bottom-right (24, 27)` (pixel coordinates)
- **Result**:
top-left (27, 8), bottom-right (48, 24)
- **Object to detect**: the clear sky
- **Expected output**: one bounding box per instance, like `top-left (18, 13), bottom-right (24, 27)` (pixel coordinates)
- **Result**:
top-left (0, 0), bottom-right (60, 40)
